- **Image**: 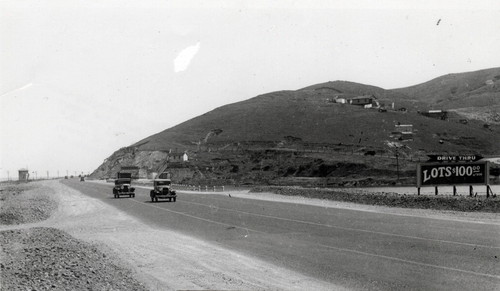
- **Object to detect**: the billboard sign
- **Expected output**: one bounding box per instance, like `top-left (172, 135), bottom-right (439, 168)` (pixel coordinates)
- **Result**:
top-left (417, 161), bottom-right (489, 187)
top-left (426, 154), bottom-right (483, 163)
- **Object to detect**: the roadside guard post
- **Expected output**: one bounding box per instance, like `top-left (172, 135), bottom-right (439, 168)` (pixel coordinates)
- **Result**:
top-left (416, 154), bottom-right (491, 197)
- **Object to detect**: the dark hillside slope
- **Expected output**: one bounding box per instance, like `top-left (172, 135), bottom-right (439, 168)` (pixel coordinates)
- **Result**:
top-left (134, 89), bottom-right (499, 155)
top-left (93, 69), bottom-right (500, 185)
top-left (393, 67), bottom-right (500, 109)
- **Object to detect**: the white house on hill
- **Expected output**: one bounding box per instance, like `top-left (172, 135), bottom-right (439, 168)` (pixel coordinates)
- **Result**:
top-left (169, 152), bottom-right (189, 162)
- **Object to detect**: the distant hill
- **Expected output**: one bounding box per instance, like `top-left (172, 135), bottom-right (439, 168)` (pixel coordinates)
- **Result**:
top-left (91, 68), bottom-right (500, 186)
top-left (393, 67), bottom-right (500, 109)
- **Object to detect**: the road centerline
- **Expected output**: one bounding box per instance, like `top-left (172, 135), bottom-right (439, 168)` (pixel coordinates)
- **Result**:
top-left (316, 242), bottom-right (500, 280)
top-left (128, 198), bottom-right (265, 234)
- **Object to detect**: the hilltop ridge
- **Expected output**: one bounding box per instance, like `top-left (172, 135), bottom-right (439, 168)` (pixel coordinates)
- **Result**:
top-left (91, 67), bottom-right (500, 186)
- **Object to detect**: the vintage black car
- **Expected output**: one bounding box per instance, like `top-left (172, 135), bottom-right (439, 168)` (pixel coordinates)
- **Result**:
top-left (113, 178), bottom-right (135, 198)
top-left (150, 178), bottom-right (177, 202)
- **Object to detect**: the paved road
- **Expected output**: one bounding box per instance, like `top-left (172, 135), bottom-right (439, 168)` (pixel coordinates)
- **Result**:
top-left (62, 180), bottom-right (500, 290)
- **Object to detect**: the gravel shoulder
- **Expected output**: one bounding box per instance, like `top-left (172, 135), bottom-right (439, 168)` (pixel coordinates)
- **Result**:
top-left (0, 182), bottom-right (147, 291)
top-left (1, 180), bottom-right (338, 291)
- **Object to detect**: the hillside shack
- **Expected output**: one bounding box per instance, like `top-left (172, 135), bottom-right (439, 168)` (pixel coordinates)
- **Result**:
top-left (348, 96), bottom-right (373, 106)
top-left (18, 168), bottom-right (29, 181)
top-left (169, 152), bottom-right (189, 163)
top-left (119, 166), bottom-right (139, 179)
top-left (398, 132), bottom-right (414, 141)
top-left (394, 124), bottom-right (413, 134)
top-left (419, 110), bottom-right (448, 120)
top-left (335, 97), bottom-right (346, 104)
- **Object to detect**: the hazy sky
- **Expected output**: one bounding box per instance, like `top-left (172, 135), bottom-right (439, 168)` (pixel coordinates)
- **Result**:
top-left (1, 0), bottom-right (499, 179)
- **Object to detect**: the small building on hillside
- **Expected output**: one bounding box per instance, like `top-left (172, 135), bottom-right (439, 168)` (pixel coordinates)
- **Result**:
top-left (399, 133), bottom-right (414, 141)
top-left (18, 168), bottom-right (29, 181)
top-left (346, 95), bottom-right (380, 108)
top-left (335, 97), bottom-right (347, 104)
top-left (393, 124), bottom-right (414, 141)
top-left (394, 124), bottom-right (413, 134)
top-left (348, 96), bottom-right (373, 106)
top-left (418, 110), bottom-right (448, 120)
top-left (119, 166), bottom-right (140, 179)
top-left (169, 152), bottom-right (189, 163)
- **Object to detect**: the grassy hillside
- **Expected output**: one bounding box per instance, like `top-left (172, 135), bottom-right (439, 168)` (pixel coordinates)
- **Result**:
top-left (392, 67), bottom-right (500, 109)
top-left (134, 88), bottom-right (499, 155)
top-left (92, 68), bottom-right (500, 185)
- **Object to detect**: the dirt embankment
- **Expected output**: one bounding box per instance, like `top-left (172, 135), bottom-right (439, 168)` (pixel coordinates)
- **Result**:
top-left (0, 184), bottom-right (56, 225)
top-left (251, 186), bottom-right (500, 212)
top-left (0, 182), bottom-right (147, 291)
top-left (0, 228), bottom-right (147, 291)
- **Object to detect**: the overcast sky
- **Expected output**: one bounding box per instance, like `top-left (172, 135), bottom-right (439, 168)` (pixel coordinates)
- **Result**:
top-left (1, 0), bottom-right (499, 179)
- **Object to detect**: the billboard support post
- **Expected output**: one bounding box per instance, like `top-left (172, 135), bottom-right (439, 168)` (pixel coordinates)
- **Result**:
top-left (487, 185), bottom-right (495, 198)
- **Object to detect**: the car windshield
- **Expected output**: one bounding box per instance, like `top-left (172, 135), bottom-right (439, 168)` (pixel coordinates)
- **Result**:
top-left (156, 181), bottom-right (171, 186)
top-left (114, 179), bottom-right (130, 185)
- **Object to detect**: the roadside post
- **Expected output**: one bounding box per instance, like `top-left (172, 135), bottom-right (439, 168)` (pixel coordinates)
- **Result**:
top-left (417, 154), bottom-right (489, 196)
top-left (487, 185), bottom-right (494, 198)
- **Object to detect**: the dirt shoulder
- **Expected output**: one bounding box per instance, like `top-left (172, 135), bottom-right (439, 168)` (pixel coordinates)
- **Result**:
top-left (1, 180), bottom-right (339, 291)
top-left (0, 182), bottom-right (148, 291)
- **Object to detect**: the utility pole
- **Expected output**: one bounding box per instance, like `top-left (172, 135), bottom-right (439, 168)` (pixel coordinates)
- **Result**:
top-left (395, 149), bottom-right (400, 182)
